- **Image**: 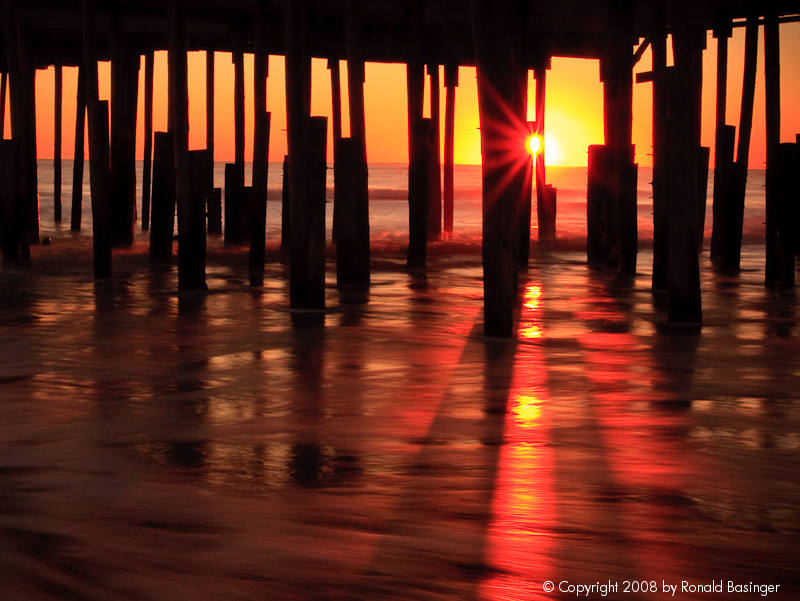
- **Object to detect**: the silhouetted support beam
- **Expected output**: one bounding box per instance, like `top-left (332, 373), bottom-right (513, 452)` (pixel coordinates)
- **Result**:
top-left (764, 12), bottom-right (781, 289)
top-left (109, 25), bottom-right (139, 246)
top-left (290, 116), bottom-right (327, 310)
top-left (587, 144), bottom-right (611, 268)
top-left (443, 64), bottom-right (457, 236)
top-left (335, 137), bottom-right (370, 287)
top-left (0, 140), bottom-right (28, 265)
top-left (427, 62), bottom-right (442, 240)
top-left (186, 150), bottom-right (210, 284)
top-left (71, 63), bottom-right (86, 231)
top-left (408, 118), bottom-right (432, 269)
top-left (0, 72), bottom-right (6, 138)
top-left (53, 65), bottom-right (62, 222)
top-left (149, 131), bottom-right (175, 263)
top-left (518, 119), bottom-right (534, 266)
top-left (535, 64), bottom-right (554, 243)
top-left (4, 1), bottom-right (39, 244)
top-left (280, 154), bottom-right (289, 262)
top-left (81, 0), bottom-right (110, 277)
top-left (664, 30), bottom-right (703, 327)
top-left (234, 50), bottom-right (245, 180)
top-left (169, 0), bottom-right (205, 291)
top-left (651, 31), bottom-right (668, 295)
top-left (470, 0), bottom-right (520, 337)
top-left (344, 1), bottom-right (370, 260)
top-left (766, 143), bottom-right (797, 289)
top-left (329, 57), bottom-right (342, 244)
top-left (224, 163), bottom-right (244, 244)
top-left (719, 16), bottom-right (758, 273)
top-left (142, 51), bottom-right (154, 231)
top-left (710, 21), bottom-right (731, 262)
top-left (208, 188), bottom-right (221, 235)
top-left (250, 10), bottom-right (269, 286)
top-left (206, 50), bottom-right (214, 172)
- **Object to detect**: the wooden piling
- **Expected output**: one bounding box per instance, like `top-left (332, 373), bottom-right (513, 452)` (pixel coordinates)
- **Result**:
top-left (184, 150), bottom-right (210, 289)
top-left (427, 63), bottom-right (442, 241)
top-left (169, 0), bottom-right (204, 290)
top-left (335, 137), bottom-right (370, 287)
top-left (81, 0), bottom-right (111, 277)
top-left (651, 31), bottom-right (668, 294)
top-left (0, 140), bottom-right (28, 265)
top-left (443, 64), bottom-right (457, 236)
top-left (408, 118), bottom-right (432, 270)
top-left (207, 188), bottom-right (222, 235)
top-left (518, 119), bottom-right (534, 267)
top-left (0, 72), bottom-right (6, 138)
top-left (71, 63), bottom-right (86, 231)
top-left (234, 50), bottom-right (245, 180)
top-left (764, 12), bottom-right (780, 289)
top-left (710, 21), bottom-right (731, 262)
top-left (149, 132), bottom-right (175, 262)
top-left (206, 50), bottom-right (214, 173)
top-left (109, 25), bottom-right (139, 247)
top-left (469, 0), bottom-right (520, 337)
top-left (53, 65), bottom-right (62, 222)
top-left (224, 163), bottom-right (244, 245)
top-left (329, 58), bottom-right (343, 244)
top-left (535, 64), bottom-right (555, 243)
top-left (587, 144), bottom-right (611, 268)
top-left (280, 154), bottom-right (290, 262)
top-left (142, 51), bottom-right (154, 230)
top-left (290, 116), bottom-right (328, 310)
top-left (766, 143), bottom-right (797, 289)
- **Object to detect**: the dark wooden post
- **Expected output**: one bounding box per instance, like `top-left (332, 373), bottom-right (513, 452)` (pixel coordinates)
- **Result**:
top-left (535, 62), bottom-right (555, 243)
top-left (205, 50), bottom-right (214, 175)
top-left (142, 50), bottom-right (154, 230)
top-left (0, 72), bottom-right (6, 138)
top-left (408, 118), bottom-right (432, 269)
top-left (250, 7), bottom-right (270, 286)
top-left (443, 64), bottom-right (458, 236)
top-left (53, 65), bottom-right (62, 222)
top-left (81, 0), bottom-right (111, 277)
top-left (109, 21), bottom-right (139, 247)
top-left (710, 20), bottom-right (731, 262)
top-left (329, 57), bottom-right (343, 244)
top-left (587, 144), bottom-right (611, 268)
top-left (290, 116), bottom-right (327, 310)
top-left (224, 163), bottom-right (244, 244)
top-left (344, 0), bottom-right (370, 257)
top-left (71, 63), bottom-right (86, 231)
top-left (169, 0), bottom-right (205, 291)
top-left (335, 137), bottom-right (370, 287)
top-left (208, 188), bottom-right (221, 235)
top-left (651, 30), bottom-right (668, 294)
top-left (719, 15), bottom-right (758, 273)
top-left (186, 150), bottom-right (210, 285)
top-left (518, 119), bottom-right (534, 266)
top-left (469, 0), bottom-right (520, 337)
top-left (234, 49), bottom-right (245, 180)
top-left (4, 1), bottom-right (39, 244)
top-left (764, 11), bottom-right (780, 289)
top-left (149, 131), bottom-right (175, 262)
top-left (0, 140), bottom-right (27, 265)
top-left (280, 154), bottom-right (290, 262)
top-left (664, 29), bottom-right (703, 327)
top-left (768, 143), bottom-right (797, 289)
top-left (427, 62), bottom-right (442, 241)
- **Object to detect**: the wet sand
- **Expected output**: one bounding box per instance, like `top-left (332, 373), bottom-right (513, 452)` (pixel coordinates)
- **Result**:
top-left (1, 238), bottom-right (798, 600)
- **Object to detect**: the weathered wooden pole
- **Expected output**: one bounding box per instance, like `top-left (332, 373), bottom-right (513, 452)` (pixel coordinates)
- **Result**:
top-left (427, 62), bottom-right (442, 241)
top-left (280, 154), bottom-right (290, 262)
top-left (535, 62), bottom-right (555, 243)
top-left (329, 57), bottom-right (343, 244)
top-left (664, 29), bottom-right (703, 327)
top-left (719, 15), bottom-right (758, 273)
top-left (53, 65), bottom-right (62, 222)
top-left (224, 163), bottom-right (244, 244)
top-left (518, 118), bottom-right (534, 267)
top-left (768, 143), bottom-right (797, 289)
top-left (764, 11), bottom-right (781, 289)
top-left (205, 50), bottom-right (214, 173)
top-left (0, 141), bottom-right (27, 265)
top-left (710, 21), bottom-right (731, 262)
top-left (149, 131), bottom-right (175, 262)
top-left (109, 19), bottom-right (139, 247)
top-left (511, 61), bottom-right (528, 267)
top-left (651, 30), bottom-right (668, 295)
top-left (0, 72), bottom-right (6, 138)
top-left (142, 51), bottom-right (154, 231)
top-left (587, 144), bottom-right (611, 268)
top-left (344, 0), bottom-right (370, 263)
top-left (335, 137), bottom-right (370, 287)
top-left (443, 64), bottom-right (458, 236)
top-left (170, 0), bottom-right (206, 291)
top-left (250, 6), bottom-right (270, 287)
top-left (4, 0), bottom-right (39, 244)
top-left (208, 188), bottom-right (221, 235)
top-left (81, 0), bottom-right (111, 277)
top-left (71, 63), bottom-right (86, 231)
top-left (234, 49), bottom-right (245, 180)
top-left (469, 0), bottom-right (521, 337)
top-left (408, 118), bottom-right (432, 269)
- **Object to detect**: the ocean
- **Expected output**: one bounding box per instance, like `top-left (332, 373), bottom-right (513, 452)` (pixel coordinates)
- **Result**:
top-left (33, 160), bottom-right (769, 254)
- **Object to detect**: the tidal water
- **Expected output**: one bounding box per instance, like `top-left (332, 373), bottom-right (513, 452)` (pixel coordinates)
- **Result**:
top-left (1, 163), bottom-right (797, 600)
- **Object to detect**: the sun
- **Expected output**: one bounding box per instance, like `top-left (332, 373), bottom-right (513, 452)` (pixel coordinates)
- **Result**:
top-left (526, 134), bottom-right (541, 155)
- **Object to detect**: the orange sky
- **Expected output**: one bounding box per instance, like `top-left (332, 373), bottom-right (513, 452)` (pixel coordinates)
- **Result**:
top-left (22, 22), bottom-right (800, 168)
